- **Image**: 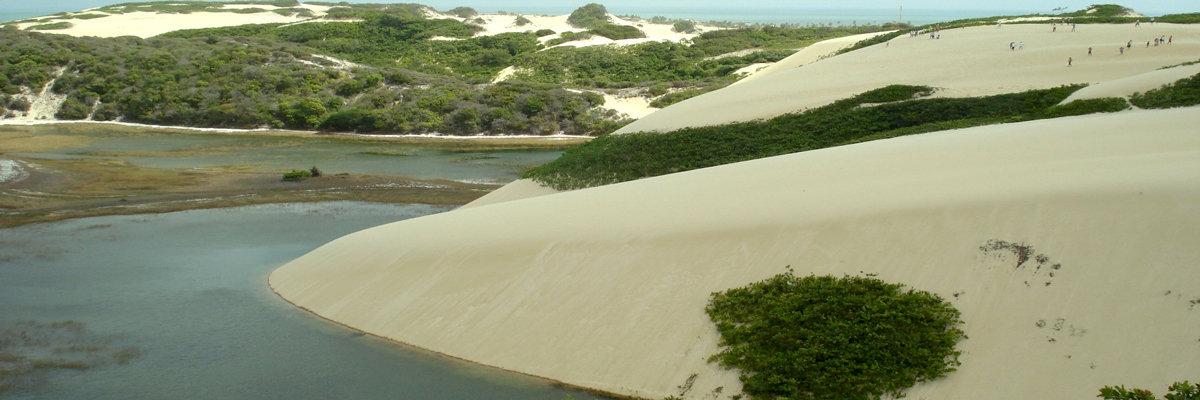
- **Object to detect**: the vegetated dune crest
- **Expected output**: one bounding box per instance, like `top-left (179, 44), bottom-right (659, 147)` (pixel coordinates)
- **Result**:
top-left (272, 106), bottom-right (1200, 399)
top-left (616, 22), bottom-right (1200, 134)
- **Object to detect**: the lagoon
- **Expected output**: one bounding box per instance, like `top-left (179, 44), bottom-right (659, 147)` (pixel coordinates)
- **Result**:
top-left (0, 202), bottom-right (608, 399)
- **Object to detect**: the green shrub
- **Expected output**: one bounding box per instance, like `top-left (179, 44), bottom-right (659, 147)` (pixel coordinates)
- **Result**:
top-left (672, 20), bottom-right (697, 33)
top-left (1040, 97), bottom-right (1128, 118)
top-left (567, 3), bottom-right (610, 29)
top-left (534, 28), bottom-right (555, 37)
top-left (1099, 381), bottom-right (1198, 400)
top-left (282, 169), bottom-right (312, 180)
top-left (55, 96), bottom-right (92, 120)
top-left (447, 7), bottom-right (478, 18)
top-left (707, 271), bottom-right (965, 400)
top-left (7, 97), bottom-right (30, 112)
top-left (649, 88), bottom-right (709, 108)
top-left (588, 24), bottom-right (646, 40)
top-left (514, 16), bottom-right (532, 26)
top-left (1060, 4), bottom-right (1133, 17)
top-left (26, 22), bottom-right (72, 31)
top-left (1129, 73), bottom-right (1200, 109)
top-left (1156, 13), bottom-right (1200, 24)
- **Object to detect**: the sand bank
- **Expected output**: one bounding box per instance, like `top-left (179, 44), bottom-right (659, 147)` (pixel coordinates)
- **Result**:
top-left (271, 106), bottom-right (1200, 399)
top-left (617, 22), bottom-right (1200, 133)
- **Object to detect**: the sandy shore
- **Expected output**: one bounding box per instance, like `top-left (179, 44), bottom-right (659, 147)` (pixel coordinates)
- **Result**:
top-left (271, 106), bottom-right (1200, 399)
top-left (617, 22), bottom-right (1200, 133)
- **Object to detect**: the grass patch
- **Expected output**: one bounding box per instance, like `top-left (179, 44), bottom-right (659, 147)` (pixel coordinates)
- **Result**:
top-left (707, 271), bottom-right (965, 400)
top-left (649, 89), bottom-right (710, 108)
top-left (26, 22), bottom-right (72, 30)
top-left (68, 13), bottom-right (110, 20)
top-left (1130, 73), bottom-right (1200, 109)
top-left (524, 84), bottom-right (1086, 190)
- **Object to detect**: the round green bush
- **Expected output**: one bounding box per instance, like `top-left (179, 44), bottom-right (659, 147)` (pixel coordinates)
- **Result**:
top-left (706, 271), bottom-right (966, 400)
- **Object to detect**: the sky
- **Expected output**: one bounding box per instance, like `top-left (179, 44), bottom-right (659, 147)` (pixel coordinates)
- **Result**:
top-left (0, 0), bottom-right (1194, 21)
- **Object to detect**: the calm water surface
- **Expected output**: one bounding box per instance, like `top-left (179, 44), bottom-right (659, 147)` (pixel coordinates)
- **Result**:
top-left (0, 202), bottom-right (608, 399)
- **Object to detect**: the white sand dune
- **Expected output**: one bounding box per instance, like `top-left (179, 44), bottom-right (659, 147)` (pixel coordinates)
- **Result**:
top-left (272, 106), bottom-right (1200, 399)
top-left (13, 4), bottom-right (330, 38)
top-left (732, 31), bottom-right (893, 85)
top-left (617, 23), bottom-right (1200, 133)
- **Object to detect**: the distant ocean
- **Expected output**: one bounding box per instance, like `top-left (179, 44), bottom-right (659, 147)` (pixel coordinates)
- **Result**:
top-left (0, 2), bottom-right (1032, 26)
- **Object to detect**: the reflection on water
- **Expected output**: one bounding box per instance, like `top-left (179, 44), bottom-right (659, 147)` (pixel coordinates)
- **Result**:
top-left (4, 126), bottom-right (564, 184)
top-left (0, 202), bottom-right (608, 400)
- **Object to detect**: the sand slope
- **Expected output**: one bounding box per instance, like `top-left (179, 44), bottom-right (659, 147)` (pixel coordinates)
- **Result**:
top-left (1062, 62), bottom-right (1200, 103)
top-left (617, 22), bottom-right (1200, 133)
top-left (272, 107), bottom-right (1200, 399)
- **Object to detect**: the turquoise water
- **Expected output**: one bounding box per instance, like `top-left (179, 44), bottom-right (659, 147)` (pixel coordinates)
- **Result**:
top-left (0, 202), bottom-right (609, 399)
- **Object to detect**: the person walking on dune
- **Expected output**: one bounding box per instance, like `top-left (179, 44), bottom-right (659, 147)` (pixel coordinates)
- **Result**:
top-left (1068, 57), bottom-right (1072, 67)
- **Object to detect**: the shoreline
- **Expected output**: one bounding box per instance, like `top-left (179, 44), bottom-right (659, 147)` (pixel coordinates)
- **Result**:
top-left (0, 119), bottom-right (594, 146)
top-left (266, 278), bottom-right (634, 400)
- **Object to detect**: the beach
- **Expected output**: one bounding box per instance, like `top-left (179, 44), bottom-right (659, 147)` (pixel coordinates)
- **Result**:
top-left (270, 19), bottom-right (1200, 400)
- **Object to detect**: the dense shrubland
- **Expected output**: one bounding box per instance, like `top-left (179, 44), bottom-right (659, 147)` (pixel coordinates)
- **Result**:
top-left (523, 85), bottom-right (1133, 189)
top-left (0, 27), bottom-right (621, 134)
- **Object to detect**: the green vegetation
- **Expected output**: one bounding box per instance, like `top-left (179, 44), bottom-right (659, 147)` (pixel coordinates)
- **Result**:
top-left (1060, 4), bottom-right (1134, 17)
top-left (0, 28), bottom-right (622, 134)
top-left (446, 6), bottom-right (478, 18)
top-left (1155, 13), bottom-right (1200, 24)
top-left (567, 3), bottom-right (611, 29)
top-left (26, 22), bottom-right (72, 30)
top-left (672, 20), bottom-right (696, 33)
top-left (282, 169), bottom-right (312, 180)
top-left (1039, 97), bottom-right (1129, 118)
top-left (706, 271), bottom-right (965, 400)
top-left (1130, 73), bottom-right (1200, 109)
top-left (1099, 381), bottom-right (1198, 400)
top-left (648, 89), bottom-right (707, 108)
top-left (66, 13), bottom-right (109, 20)
top-left (587, 23), bottom-right (646, 40)
top-left (526, 84), bottom-right (1103, 190)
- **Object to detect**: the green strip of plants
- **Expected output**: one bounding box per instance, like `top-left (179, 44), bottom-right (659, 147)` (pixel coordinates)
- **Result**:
top-left (523, 84), bottom-right (1130, 190)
